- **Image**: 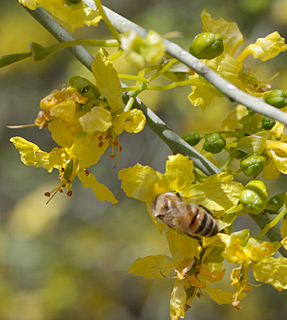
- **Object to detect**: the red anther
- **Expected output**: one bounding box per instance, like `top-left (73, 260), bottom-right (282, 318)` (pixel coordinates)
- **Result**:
top-left (61, 168), bottom-right (65, 172)
top-left (67, 190), bottom-right (73, 197)
top-left (98, 141), bottom-right (104, 147)
top-left (44, 192), bottom-right (51, 197)
top-left (98, 135), bottom-right (103, 141)
top-left (113, 140), bottom-right (119, 146)
top-left (119, 145), bottom-right (123, 152)
top-left (84, 169), bottom-right (90, 176)
top-left (109, 154), bottom-right (116, 158)
top-left (59, 189), bottom-right (64, 193)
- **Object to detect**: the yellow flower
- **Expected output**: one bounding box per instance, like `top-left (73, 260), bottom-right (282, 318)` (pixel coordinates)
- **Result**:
top-left (10, 137), bottom-right (117, 204)
top-left (18, 0), bottom-right (102, 31)
top-left (221, 230), bottom-right (286, 305)
top-left (188, 10), bottom-right (287, 110)
top-left (35, 49), bottom-right (145, 162)
top-left (120, 30), bottom-right (165, 69)
top-left (11, 49), bottom-right (146, 202)
top-left (119, 153), bottom-right (242, 214)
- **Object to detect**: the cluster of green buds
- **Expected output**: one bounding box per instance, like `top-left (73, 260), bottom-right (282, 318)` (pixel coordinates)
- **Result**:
top-left (183, 131), bottom-right (226, 154)
top-left (189, 32), bottom-right (224, 60)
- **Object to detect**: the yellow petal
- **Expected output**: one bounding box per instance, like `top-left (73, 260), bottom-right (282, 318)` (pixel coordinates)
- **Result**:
top-left (79, 106), bottom-right (112, 133)
top-left (72, 133), bottom-right (109, 168)
top-left (205, 287), bottom-right (246, 305)
top-left (48, 118), bottom-right (81, 148)
top-left (50, 100), bottom-right (76, 122)
top-left (144, 30), bottom-right (166, 63)
top-left (221, 104), bottom-right (248, 131)
top-left (169, 279), bottom-right (190, 320)
top-left (10, 137), bottom-right (52, 171)
top-left (265, 140), bottom-right (287, 174)
top-left (120, 30), bottom-right (165, 67)
top-left (252, 257), bottom-right (287, 291)
top-left (129, 255), bottom-right (178, 279)
top-left (18, 0), bottom-right (37, 10)
top-left (188, 80), bottom-right (217, 110)
top-left (281, 219), bottom-right (287, 239)
top-left (113, 109), bottom-right (146, 134)
top-left (239, 32), bottom-right (287, 62)
top-left (201, 9), bottom-right (244, 56)
top-left (118, 164), bottom-right (165, 203)
top-left (49, 147), bottom-right (67, 169)
top-left (188, 172), bottom-right (243, 214)
top-left (188, 53), bottom-right (242, 110)
top-left (27, 0), bottom-right (102, 31)
top-left (92, 49), bottom-right (123, 112)
top-left (206, 53), bottom-right (242, 83)
top-left (163, 154), bottom-right (195, 195)
top-left (77, 169), bottom-right (117, 204)
top-left (166, 228), bottom-right (202, 261)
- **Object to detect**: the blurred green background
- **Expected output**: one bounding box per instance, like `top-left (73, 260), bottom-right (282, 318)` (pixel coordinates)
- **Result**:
top-left (1, 0), bottom-right (287, 319)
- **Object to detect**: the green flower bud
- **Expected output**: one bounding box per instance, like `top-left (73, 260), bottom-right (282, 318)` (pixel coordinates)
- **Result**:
top-left (240, 180), bottom-right (268, 214)
top-left (240, 155), bottom-right (266, 177)
top-left (267, 193), bottom-right (286, 214)
top-left (265, 89), bottom-right (287, 109)
top-left (203, 133), bottom-right (226, 153)
top-left (189, 32), bottom-right (224, 59)
top-left (262, 116), bottom-right (276, 130)
top-left (183, 131), bottom-right (203, 146)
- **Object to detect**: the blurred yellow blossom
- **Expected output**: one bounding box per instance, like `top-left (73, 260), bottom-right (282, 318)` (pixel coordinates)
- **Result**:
top-left (18, 0), bottom-right (102, 31)
top-left (120, 30), bottom-right (165, 69)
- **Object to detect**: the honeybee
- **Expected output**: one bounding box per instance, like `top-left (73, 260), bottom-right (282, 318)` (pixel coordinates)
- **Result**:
top-left (150, 192), bottom-right (218, 238)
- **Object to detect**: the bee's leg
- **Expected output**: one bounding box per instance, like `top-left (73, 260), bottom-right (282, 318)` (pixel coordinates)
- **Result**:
top-left (186, 234), bottom-right (201, 240)
top-left (186, 234), bottom-right (204, 249)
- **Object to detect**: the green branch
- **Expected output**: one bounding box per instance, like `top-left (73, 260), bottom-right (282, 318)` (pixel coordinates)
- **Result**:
top-left (21, 5), bottom-right (287, 257)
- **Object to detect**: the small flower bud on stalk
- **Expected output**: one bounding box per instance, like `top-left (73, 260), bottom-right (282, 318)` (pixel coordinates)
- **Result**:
top-left (189, 32), bottom-right (224, 59)
top-left (265, 89), bottom-right (287, 109)
top-left (240, 155), bottom-right (266, 177)
top-left (240, 180), bottom-right (268, 214)
top-left (203, 132), bottom-right (226, 153)
top-left (183, 131), bottom-right (203, 146)
top-left (262, 116), bottom-right (276, 130)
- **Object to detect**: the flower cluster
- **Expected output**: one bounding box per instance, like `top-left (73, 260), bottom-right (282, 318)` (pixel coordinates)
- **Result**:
top-left (7, 2), bottom-right (287, 320)
top-left (11, 49), bottom-right (146, 202)
top-left (119, 154), bottom-right (287, 318)
top-left (188, 10), bottom-right (287, 110)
